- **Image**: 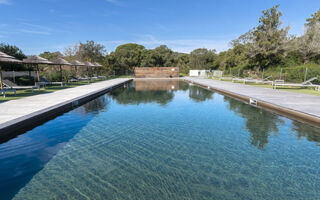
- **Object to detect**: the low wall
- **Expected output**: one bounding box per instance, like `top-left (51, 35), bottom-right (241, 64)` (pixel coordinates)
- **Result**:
top-left (134, 67), bottom-right (179, 78)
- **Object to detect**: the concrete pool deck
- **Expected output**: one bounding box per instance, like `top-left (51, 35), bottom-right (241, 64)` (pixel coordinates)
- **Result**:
top-left (0, 78), bottom-right (132, 136)
top-left (184, 77), bottom-right (320, 125)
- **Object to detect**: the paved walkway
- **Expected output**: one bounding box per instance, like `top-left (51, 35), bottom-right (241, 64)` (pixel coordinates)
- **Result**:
top-left (0, 78), bottom-right (132, 130)
top-left (184, 77), bottom-right (320, 119)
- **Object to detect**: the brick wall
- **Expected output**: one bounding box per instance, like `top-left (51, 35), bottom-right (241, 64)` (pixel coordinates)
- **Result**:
top-left (134, 67), bottom-right (179, 78)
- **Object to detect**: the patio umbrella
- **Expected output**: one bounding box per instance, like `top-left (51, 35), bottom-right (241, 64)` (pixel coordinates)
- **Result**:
top-left (83, 61), bottom-right (95, 77)
top-left (23, 55), bottom-right (53, 82)
top-left (0, 51), bottom-right (22, 90)
top-left (52, 58), bottom-right (71, 81)
top-left (70, 60), bottom-right (85, 75)
top-left (93, 62), bottom-right (103, 67)
top-left (93, 62), bottom-right (103, 76)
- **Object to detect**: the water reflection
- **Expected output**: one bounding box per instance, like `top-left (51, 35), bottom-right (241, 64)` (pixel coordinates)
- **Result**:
top-left (110, 80), bottom-right (214, 105)
top-left (0, 95), bottom-right (110, 200)
top-left (188, 84), bottom-right (213, 102)
top-left (135, 79), bottom-right (179, 91)
top-left (110, 84), bottom-right (174, 106)
top-left (292, 121), bottom-right (320, 145)
top-left (76, 95), bottom-right (110, 115)
top-left (224, 97), bottom-right (284, 149)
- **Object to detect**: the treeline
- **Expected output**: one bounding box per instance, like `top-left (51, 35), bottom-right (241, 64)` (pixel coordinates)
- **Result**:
top-left (1, 5), bottom-right (319, 79)
top-left (213, 5), bottom-right (320, 75)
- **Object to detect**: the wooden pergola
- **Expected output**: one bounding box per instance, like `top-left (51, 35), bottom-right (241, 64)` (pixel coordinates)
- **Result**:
top-left (52, 58), bottom-right (71, 81)
top-left (22, 55), bottom-right (53, 82)
top-left (83, 61), bottom-right (95, 77)
top-left (70, 60), bottom-right (86, 75)
top-left (0, 51), bottom-right (22, 90)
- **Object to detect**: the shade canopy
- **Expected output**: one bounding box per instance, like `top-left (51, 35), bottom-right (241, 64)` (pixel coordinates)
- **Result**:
top-left (0, 51), bottom-right (22, 63)
top-left (0, 51), bottom-right (23, 90)
top-left (23, 55), bottom-right (53, 65)
top-left (70, 60), bottom-right (86, 66)
top-left (52, 58), bottom-right (71, 66)
top-left (83, 61), bottom-right (95, 67)
top-left (93, 62), bottom-right (103, 67)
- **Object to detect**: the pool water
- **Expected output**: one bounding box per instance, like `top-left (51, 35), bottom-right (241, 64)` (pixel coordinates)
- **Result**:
top-left (1, 80), bottom-right (320, 200)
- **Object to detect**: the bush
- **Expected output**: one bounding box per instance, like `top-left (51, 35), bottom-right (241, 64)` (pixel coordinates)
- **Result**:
top-left (263, 63), bottom-right (320, 83)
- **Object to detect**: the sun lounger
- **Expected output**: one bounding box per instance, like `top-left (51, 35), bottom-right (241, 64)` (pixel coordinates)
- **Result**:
top-left (2, 79), bottom-right (39, 97)
top-left (98, 76), bottom-right (107, 79)
top-left (273, 77), bottom-right (320, 90)
top-left (232, 77), bottom-right (245, 83)
top-left (78, 76), bottom-right (90, 81)
top-left (0, 88), bottom-right (16, 98)
top-left (69, 76), bottom-right (79, 82)
top-left (218, 77), bottom-right (233, 81)
top-left (36, 77), bottom-right (63, 87)
top-left (244, 76), bottom-right (273, 85)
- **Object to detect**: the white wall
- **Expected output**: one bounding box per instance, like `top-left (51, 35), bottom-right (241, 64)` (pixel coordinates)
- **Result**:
top-left (189, 70), bottom-right (199, 76)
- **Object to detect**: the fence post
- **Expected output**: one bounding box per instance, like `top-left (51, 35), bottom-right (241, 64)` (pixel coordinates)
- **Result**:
top-left (262, 68), bottom-right (264, 80)
top-left (280, 68), bottom-right (283, 80)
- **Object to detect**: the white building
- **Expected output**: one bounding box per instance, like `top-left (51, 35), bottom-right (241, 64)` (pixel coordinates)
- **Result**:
top-left (189, 70), bottom-right (211, 77)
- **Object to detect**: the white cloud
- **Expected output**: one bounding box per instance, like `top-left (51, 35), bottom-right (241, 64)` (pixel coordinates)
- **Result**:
top-left (19, 29), bottom-right (51, 35)
top-left (21, 22), bottom-right (51, 31)
top-left (0, 0), bottom-right (10, 5)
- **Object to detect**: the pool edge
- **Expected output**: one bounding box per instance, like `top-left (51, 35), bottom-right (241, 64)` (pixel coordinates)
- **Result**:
top-left (0, 79), bottom-right (133, 139)
top-left (183, 78), bottom-right (320, 128)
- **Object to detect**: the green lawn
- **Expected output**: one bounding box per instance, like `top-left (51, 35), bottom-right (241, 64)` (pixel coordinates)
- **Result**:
top-left (0, 79), bottom-right (109, 103)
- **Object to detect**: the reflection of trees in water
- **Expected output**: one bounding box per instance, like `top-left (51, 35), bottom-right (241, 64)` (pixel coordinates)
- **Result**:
top-left (76, 95), bottom-right (110, 115)
top-left (135, 80), bottom-right (179, 91)
top-left (110, 85), bottom-right (174, 106)
top-left (188, 85), bottom-right (213, 102)
top-left (225, 97), bottom-right (284, 149)
top-left (292, 121), bottom-right (320, 146)
top-left (178, 81), bottom-right (190, 91)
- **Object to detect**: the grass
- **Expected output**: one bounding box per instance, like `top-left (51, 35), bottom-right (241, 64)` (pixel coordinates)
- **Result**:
top-left (216, 78), bottom-right (320, 96)
top-left (0, 78), bottom-right (111, 103)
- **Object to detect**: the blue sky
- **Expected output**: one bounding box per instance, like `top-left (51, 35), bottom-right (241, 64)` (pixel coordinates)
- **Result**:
top-left (0, 0), bottom-right (319, 55)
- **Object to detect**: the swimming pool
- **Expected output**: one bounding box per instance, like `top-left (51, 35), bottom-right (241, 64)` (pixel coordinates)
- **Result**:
top-left (1, 79), bottom-right (319, 199)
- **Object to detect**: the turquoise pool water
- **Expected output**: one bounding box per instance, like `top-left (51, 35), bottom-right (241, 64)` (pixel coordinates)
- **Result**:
top-left (1, 80), bottom-right (320, 199)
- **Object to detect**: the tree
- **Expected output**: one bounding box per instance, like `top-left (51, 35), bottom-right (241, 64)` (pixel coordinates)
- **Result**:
top-left (0, 43), bottom-right (27, 71)
top-left (116, 43), bottom-right (144, 72)
top-left (79, 40), bottom-right (106, 62)
top-left (176, 53), bottom-right (190, 74)
top-left (306, 9), bottom-right (320, 26)
top-left (39, 51), bottom-right (63, 61)
top-left (0, 43), bottom-right (26, 60)
top-left (189, 48), bottom-right (216, 70)
top-left (292, 10), bottom-right (320, 64)
top-left (64, 40), bottom-right (106, 62)
top-left (249, 5), bottom-right (290, 68)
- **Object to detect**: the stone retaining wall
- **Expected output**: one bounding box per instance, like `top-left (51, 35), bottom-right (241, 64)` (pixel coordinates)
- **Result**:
top-left (134, 67), bottom-right (179, 78)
